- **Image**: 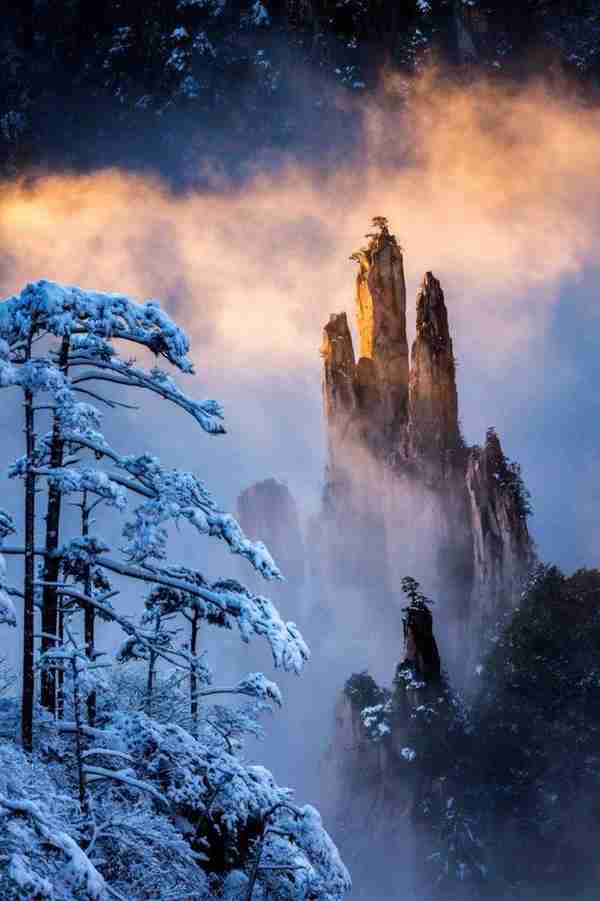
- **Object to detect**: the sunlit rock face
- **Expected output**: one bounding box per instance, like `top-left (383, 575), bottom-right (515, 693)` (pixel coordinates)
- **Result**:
top-left (353, 221), bottom-right (409, 443)
top-left (321, 221), bottom-right (463, 476)
top-left (314, 218), bottom-right (534, 676)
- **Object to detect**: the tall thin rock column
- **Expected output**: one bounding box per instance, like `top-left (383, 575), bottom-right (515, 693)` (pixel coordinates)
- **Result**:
top-left (466, 428), bottom-right (535, 628)
top-left (409, 271), bottom-right (461, 462)
top-left (237, 478), bottom-right (306, 598)
top-left (352, 218), bottom-right (409, 443)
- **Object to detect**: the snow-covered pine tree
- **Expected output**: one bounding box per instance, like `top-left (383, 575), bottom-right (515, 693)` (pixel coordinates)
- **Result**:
top-left (117, 572), bottom-right (213, 730)
top-left (0, 280), bottom-right (351, 900)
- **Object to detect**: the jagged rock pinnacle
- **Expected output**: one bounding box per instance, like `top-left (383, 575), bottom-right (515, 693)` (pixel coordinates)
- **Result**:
top-left (316, 222), bottom-right (534, 672)
top-left (466, 429), bottom-right (535, 621)
top-left (353, 219), bottom-right (409, 428)
top-left (320, 312), bottom-right (357, 423)
top-left (237, 478), bottom-right (305, 594)
top-left (409, 271), bottom-right (460, 459)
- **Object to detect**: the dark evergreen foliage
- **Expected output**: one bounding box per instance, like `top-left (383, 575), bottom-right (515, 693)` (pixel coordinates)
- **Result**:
top-left (343, 670), bottom-right (388, 711)
top-left (423, 563), bottom-right (600, 898)
top-left (3, 1), bottom-right (600, 179)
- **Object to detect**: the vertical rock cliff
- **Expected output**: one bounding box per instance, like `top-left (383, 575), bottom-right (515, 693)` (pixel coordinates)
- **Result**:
top-left (321, 219), bottom-right (410, 463)
top-left (351, 218), bottom-right (409, 444)
top-left (466, 429), bottom-right (535, 630)
top-left (318, 290), bottom-right (392, 605)
top-left (409, 272), bottom-right (461, 464)
top-left (321, 312), bottom-right (358, 473)
top-left (315, 217), bottom-right (535, 674)
top-left (322, 588), bottom-right (454, 896)
top-left (237, 478), bottom-right (305, 604)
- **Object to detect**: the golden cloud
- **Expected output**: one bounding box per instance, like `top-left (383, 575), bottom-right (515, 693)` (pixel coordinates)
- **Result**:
top-left (1, 70), bottom-right (600, 376)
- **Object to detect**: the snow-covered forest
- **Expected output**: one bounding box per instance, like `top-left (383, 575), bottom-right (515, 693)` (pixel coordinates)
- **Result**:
top-left (0, 285), bottom-right (350, 900)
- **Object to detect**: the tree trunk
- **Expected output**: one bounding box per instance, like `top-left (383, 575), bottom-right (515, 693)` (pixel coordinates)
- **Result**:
top-left (21, 330), bottom-right (36, 752)
top-left (57, 606), bottom-right (65, 719)
top-left (71, 657), bottom-right (89, 814)
top-left (81, 493), bottom-right (96, 727)
top-left (40, 334), bottom-right (70, 714)
top-left (145, 612), bottom-right (160, 717)
top-left (190, 609), bottom-right (200, 734)
top-left (244, 820), bottom-right (268, 901)
top-left (145, 649), bottom-right (157, 717)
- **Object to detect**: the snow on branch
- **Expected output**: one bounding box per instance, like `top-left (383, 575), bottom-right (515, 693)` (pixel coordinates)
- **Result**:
top-left (0, 356), bottom-right (69, 394)
top-left (116, 457), bottom-right (282, 577)
top-left (82, 765), bottom-right (171, 810)
top-left (0, 279), bottom-right (194, 372)
top-left (0, 560), bottom-right (17, 627)
top-left (0, 512), bottom-right (17, 627)
top-left (0, 509), bottom-right (15, 541)
top-left (233, 672), bottom-right (282, 706)
top-left (0, 792), bottom-right (107, 900)
top-left (69, 357), bottom-right (225, 434)
top-left (98, 561), bottom-right (308, 672)
top-left (40, 557), bottom-right (309, 673)
top-left (259, 804), bottom-right (352, 899)
top-left (199, 673), bottom-right (283, 706)
top-left (33, 466), bottom-right (127, 509)
top-left (50, 440), bottom-right (281, 580)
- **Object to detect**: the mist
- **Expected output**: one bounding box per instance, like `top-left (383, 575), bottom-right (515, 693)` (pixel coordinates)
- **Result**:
top-left (2, 66), bottom-right (600, 899)
top-left (2, 72), bottom-right (600, 567)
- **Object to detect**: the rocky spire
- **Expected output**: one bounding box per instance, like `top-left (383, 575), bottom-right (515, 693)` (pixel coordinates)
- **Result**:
top-left (237, 478), bottom-right (305, 595)
top-left (351, 217), bottom-right (409, 435)
top-left (409, 272), bottom-right (461, 460)
top-left (402, 601), bottom-right (441, 684)
top-left (315, 223), bottom-right (534, 674)
top-left (320, 312), bottom-right (357, 423)
top-left (324, 589), bottom-right (449, 831)
top-left (320, 311), bottom-right (359, 472)
top-left (466, 428), bottom-right (535, 624)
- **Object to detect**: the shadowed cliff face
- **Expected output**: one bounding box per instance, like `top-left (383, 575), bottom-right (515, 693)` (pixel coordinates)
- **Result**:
top-left (409, 271), bottom-right (460, 460)
top-left (321, 312), bottom-right (358, 469)
top-left (236, 478), bottom-right (305, 606)
top-left (466, 429), bottom-right (535, 628)
top-left (323, 595), bottom-right (453, 898)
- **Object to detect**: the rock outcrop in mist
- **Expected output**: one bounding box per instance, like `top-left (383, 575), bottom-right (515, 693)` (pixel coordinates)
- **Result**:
top-left (237, 478), bottom-right (305, 606)
top-left (467, 428), bottom-right (534, 633)
top-left (409, 271), bottom-right (460, 461)
top-left (322, 583), bottom-right (459, 898)
top-left (313, 220), bottom-right (536, 899)
top-left (316, 218), bottom-right (535, 672)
